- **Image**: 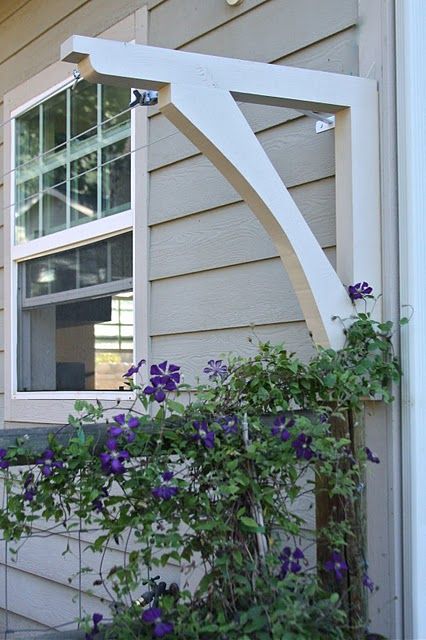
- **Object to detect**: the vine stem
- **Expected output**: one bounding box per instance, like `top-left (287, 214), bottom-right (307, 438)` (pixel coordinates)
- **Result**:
top-left (242, 413), bottom-right (268, 562)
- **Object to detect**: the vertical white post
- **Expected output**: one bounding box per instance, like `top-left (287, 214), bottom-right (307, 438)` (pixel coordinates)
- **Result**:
top-left (396, 1), bottom-right (426, 638)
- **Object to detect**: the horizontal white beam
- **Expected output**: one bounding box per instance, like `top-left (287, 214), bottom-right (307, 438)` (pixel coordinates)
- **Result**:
top-left (61, 35), bottom-right (376, 112)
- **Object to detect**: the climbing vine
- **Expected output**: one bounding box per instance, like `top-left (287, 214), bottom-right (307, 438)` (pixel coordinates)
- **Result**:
top-left (0, 284), bottom-right (403, 639)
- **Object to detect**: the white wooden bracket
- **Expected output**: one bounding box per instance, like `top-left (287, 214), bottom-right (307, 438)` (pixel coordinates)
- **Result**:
top-left (61, 36), bottom-right (381, 350)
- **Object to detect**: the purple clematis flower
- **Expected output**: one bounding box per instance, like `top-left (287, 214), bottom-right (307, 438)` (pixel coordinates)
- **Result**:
top-left (271, 416), bottom-right (295, 441)
top-left (279, 546), bottom-right (305, 578)
top-left (362, 573), bottom-right (375, 593)
top-left (144, 361), bottom-right (181, 403)
top-left (365, 447), bottom-right (380, 464)
top-left (108, 414), bottom-right (140, 443)
top-left (291, 433), bottom-right (315, 460)
top-left (85, 613), bottom-right (103, 640)
top-left (99, 439), bottom-right (130, 475)
top-left (348, 281), bottom-right (373, 302)
top-left (324, 551), bottom-right (348, 581)
top-left (192, 420), bottom-right (215, 449)
top-left (92, 487), bottom-right (109, 513)
top-left (23, 473), bottom-right (37, 502)
top-left (219, 415), bottom-right (239, 435)
top-left (142, 607), bottom-right (174, 638)
top-left (152, 471), bottom-right (179, 500)
top-left (203, 359), bottom-right (228, 380)
top-left (36, 449), bottom-right (63, 477)
top-left (0, 449), bottom-right (9, 470)
top-left (123, 359), bottom-right (145, 378)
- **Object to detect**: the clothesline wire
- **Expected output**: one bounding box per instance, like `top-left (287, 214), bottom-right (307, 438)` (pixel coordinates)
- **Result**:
top-left (2, 126), bottom-right (182, 218)
top-left (2, 104), bottom-right (133, 186)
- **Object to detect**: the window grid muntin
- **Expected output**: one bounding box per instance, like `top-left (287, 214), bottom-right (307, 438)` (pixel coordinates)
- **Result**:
top-left (14, 82), bottom-right (131, 244)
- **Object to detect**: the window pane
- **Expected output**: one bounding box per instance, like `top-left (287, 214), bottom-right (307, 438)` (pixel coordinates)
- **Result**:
top-left (15, 177), bottom-right (39, 243)
top-left (43, 91), bottom-right (66, 156)
top-left (15, 81), bottom-right (131, 243)
top-left (18, 292), bottom-right (133, 391)
top-left (42, 166), bottom-right (67, 235)
top-left (18, 233), bottom-right (133, 391)
top-left (25, 257), bottom-right (51, 297)
top-left (102, 85), bottom-right (130, 134)
top-left (102, 139), bottom-right (131, 216)
top-left (16, 106), bottom-right (39, 167)
top-left (70, 152), bottom-right (97, 226)
top-left (79, 241), bottom-right (107, 287)
top-left (23, 232), bottom-right (132, 299)
top-left (50, 250), bottom-right (77, 293)
top-left (71, 82), bottom-right (97, 142)
top-left (111, 233), bottom-right (132, 280)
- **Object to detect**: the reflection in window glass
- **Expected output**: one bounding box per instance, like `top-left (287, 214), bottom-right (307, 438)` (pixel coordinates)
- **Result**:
top-left (14, 81), bottom-right (131, 244)
top-left (18, 233), bottom-right (133, 391)
top-left (102, 139), bottom-right (131, 216)
top-left (24, 232), bottom-right (132, 299)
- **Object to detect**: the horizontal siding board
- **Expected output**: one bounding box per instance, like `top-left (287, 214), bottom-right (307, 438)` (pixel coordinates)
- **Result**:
top-left (0, 0), bottom-right (88, 66)
top-left (149, 118), bottom-right (334, 224)
top-left (149, 0), bottom-right (268, 49)
top-left (0, 101), bottom-right (3, 146)
top-left (0, 530), bottom-right (180, 596)
top-left (0, 0), bottom-right (140, 95)
top-left (0, 610), bottom-right (48, 639)
top-left (150, 177), bottom-right (335, 279)
top-left (148, 28), bottom-right (357, 171)
top-left (0, 268), bottom-right (4, 309)
top-left (152, 321), bottom-right (315, 386)
top-left (179, 0), bottom-right (357, 61)
top-left (0, 0), bottom-right (33, 26)
top-left (150, 249), bottom-right (335, 336)
top-left (0, 563), bottom-right (110, 629)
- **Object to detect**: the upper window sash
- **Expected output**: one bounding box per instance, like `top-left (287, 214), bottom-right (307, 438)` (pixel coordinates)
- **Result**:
top-left (13, 81), bottom-right (131, 246)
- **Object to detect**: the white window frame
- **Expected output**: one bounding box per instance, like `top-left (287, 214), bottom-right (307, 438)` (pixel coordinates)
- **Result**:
top-left (3, 12), bottom-right (149, 425)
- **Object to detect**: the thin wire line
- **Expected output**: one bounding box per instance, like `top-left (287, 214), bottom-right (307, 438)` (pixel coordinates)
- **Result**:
top-left (3, 128), bottom-right (181, 218)
top-left (2, 471), bottom-right (9, 640)
top-left (4, 105), bottom-right (132, 186)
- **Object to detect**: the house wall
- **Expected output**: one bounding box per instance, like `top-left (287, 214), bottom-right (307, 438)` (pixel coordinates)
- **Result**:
top-left (0, 0), bottom-right (401, 637)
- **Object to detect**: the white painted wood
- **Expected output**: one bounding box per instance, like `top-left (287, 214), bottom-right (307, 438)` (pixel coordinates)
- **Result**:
top-left (148, 27), bottom-right (358, 171)
top-left (396, 1), bottom-right (426, 638)
top-left (149, 117), bottom-right (334, 224)
top-left (62, 33), bottom-right (381, 348)
top-left (150, 177), bottom-right (335, 280)
top-left (11, 211), bottom-right (132, 262)
top-left (158, 84), bottom-right (349, 347)
top-left (62, 35), bottom-right (373, 113)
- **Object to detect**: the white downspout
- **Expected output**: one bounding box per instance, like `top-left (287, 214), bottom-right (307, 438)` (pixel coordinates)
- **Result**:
top-left (396, 1), bottom-right (426, 638)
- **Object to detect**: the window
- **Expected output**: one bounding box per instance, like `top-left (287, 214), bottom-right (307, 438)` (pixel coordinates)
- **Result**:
top-left (18, 233), bottom-right (133, 392)
top-left (15, 82), bottom-right (131, 243)
top-left (11, 78), bottom-right (136, 397)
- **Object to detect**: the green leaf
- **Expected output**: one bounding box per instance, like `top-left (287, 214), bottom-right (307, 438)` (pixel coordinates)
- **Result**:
top-left (239, 516), bottom-right (264, 533)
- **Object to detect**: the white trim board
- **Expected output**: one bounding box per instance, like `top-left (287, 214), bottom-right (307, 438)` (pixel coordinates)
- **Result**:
top-left (396, 1), bottom-right (426, 638)
top-left (61, 35), bottom-right (381, 350)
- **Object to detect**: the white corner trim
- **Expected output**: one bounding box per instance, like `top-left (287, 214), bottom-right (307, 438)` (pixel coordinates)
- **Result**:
top-left (61, 35), bottom-right (381, 350)
top-left (396, 1), bottom-right (426, 638)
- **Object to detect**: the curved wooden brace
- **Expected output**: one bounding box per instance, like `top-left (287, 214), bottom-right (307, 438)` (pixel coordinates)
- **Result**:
top-left (61, 36), bottom-right (381, 349)
top-left (158, 84), bottom-right (353, 348)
